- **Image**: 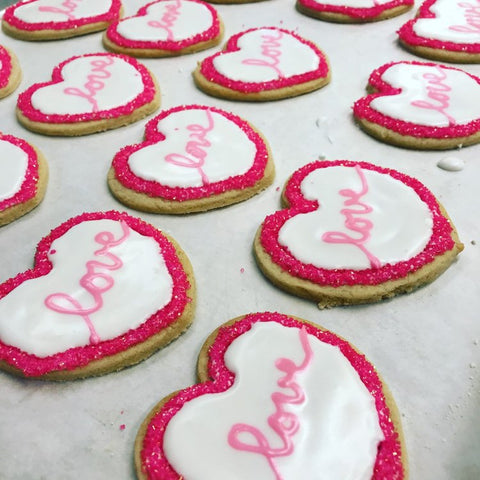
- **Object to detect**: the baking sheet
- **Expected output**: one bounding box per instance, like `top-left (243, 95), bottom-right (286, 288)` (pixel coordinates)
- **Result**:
top-left (0, 0), bottom-right (479, 478)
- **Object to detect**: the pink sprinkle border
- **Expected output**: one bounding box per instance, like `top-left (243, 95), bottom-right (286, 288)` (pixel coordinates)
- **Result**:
top-left (111, 104), bottom-right (270, 202)
top-left (3, 0), bottom-right (122, 32)
top-left (0, 210), bottom-right (193, 377)
top-left (0, 134), bottom-right (40, 212)
top-left (353, 60), bottom-right (480, 139)
top-left (298, 0), bottom-right (413, 20)
top-left (259, 160), bottom-right (455, 287)
top-left (139, 312), bottom-right (404, 479)
top-left (397, 0), bottom-right (480, 54)
top-left (105, 0), bottom-right (221, 52)
top-left (16, 52), bottom-right (157, 125)
top-left (0, 46), bottom-right (13, 89)
top-left (199, 27), bottom-right (330, 94)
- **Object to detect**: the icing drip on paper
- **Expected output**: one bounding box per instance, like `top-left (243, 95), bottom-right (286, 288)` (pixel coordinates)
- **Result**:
top-left (322, 165), bottom-right (381, 269)
top-left (228, 327), bottom-right (313, 479)
top-left (44, 220), bottom-right (130, 345)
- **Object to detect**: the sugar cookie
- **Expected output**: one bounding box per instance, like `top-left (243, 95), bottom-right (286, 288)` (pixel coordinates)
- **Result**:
top-left (108, 104), bottom-right (274, 213)
top-left (135, 312), bottom-right (406, 479)
top-left (0, 211), bottom-right (195, 380)
top-left (16, 52), bottom-right (160, 136)
top-left (193, 27), bottom-right (331, 101)
top-left (254, 160), bottom-right (463, 308)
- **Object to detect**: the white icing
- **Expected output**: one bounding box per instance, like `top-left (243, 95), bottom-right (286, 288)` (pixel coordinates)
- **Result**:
top-left (412, 0), bottom-right (480, 44)
top-left (437, 156), bottom-right (465, 171)
top-left (278, 165), bottom-right (433, 270)
top-left (30, 55), bottom-right (145, 116)
top-left (0, 219), bottom-right (173, 357)
top-left (0, 139), bottom-right (29, 203)
top-left (310, 0), bottom-right (392, 7)
top-left (164, 321), bottom-right (384, 480)
top-left (13, 0), bottom-right (113, 24)
top-left (213, 28), bottom-right (321, 83)
top-left (369, 62), bottom-right (480, 127)
top-left (128, 108), bottom-right (257, 188)
top-left (115, 0), bottom-right (214, 43)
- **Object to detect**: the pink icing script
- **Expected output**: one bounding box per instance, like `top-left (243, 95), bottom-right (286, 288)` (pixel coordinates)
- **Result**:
top-left (44, 220), bottom-right (130, 345)
top-left (241, 30), bottom-right (285, 79)
top-left (322, 165), bottom-right (381, 269)
top-left (63, 56), bottom-right (115, 112)
top-left (38, 0), bottom-right (82, 20)
top-left (410, 66), bottom-right (456, 126)
top-left (147, 0), bottom-right (182, 41)
top-left (449, 1), bottom-right (480, 34)
top-left (227, 327), bottom-right (313, 480)
top-left (164, 109), bottom-right (215, 185)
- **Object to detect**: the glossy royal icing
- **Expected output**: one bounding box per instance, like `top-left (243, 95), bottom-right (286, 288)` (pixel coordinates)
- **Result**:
top-left (137, 313), bottom-right (404, 479)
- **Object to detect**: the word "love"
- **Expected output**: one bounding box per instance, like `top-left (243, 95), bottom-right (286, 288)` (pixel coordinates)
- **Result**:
top-left (63, 56), bottom-right (115, 112)
top-left (410, 65), bottom-right (456, 126)
top-left (228, 327), bottom-right (313, 480)
top-left (242, 30), bottom-right (285, 79)
top-left (164, 110), bottom-right (215, 184)
top-left (322, 165), bottom-right (381, 269)
top-left (449, 1), bottom-right (480, 34)
top-left (147, 0), bottom-right (182, 41)
top-left (38, 0), bottom-right (82, 20)
top-left (44, 221), bottom-right (130, 345)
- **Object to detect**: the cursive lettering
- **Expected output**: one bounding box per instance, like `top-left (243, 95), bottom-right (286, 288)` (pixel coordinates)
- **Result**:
top-left (44, 221), bottom-right (130, 344)
top-left (410, 65), bottom-right (456, 126)
top-left (228, 327), bottom-right (313, 480)
top-left (322, 165), bottom-right (381, 269)
top-left (38, 0), bottom-right (82, 20)
top-left (164, 110), bottom-right (215, 184)
top-left (63, 56), bottom-right (115, 112)
top-left (242, 30), bottom-right (285, 79)
top-left (449, 1), bottom-right (480, 34)
top-left (147, 0), bottom-right (182, 41)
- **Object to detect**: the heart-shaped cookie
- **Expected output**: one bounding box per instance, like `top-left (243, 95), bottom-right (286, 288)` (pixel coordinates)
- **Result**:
top-left (296, 0), bottom-right (413, 23)
top-left (108, 104), bottom-right (274, 213)
top-left (0, 211), bottom-right (195, 380)
top-left (16, 52), bottom-right (160, 136)
top-left (0, 133), bottom-right (48, 226)
top-left (2, 0), bottom-right (122, 40)
top-left (353, 60), bottom-right (480, 149)
top-left (193, 27), bottom-right (331, 101)
top-left (398, 0), bottom-right (480, 63)
top-left (0, 45), bottom-right (21, 99)
top-left (135, 312), bottom-right (406, 479)
top-left (254, 160), bottom-right (463, 308)
top-left (103, 0), bottom-right (223, 57)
